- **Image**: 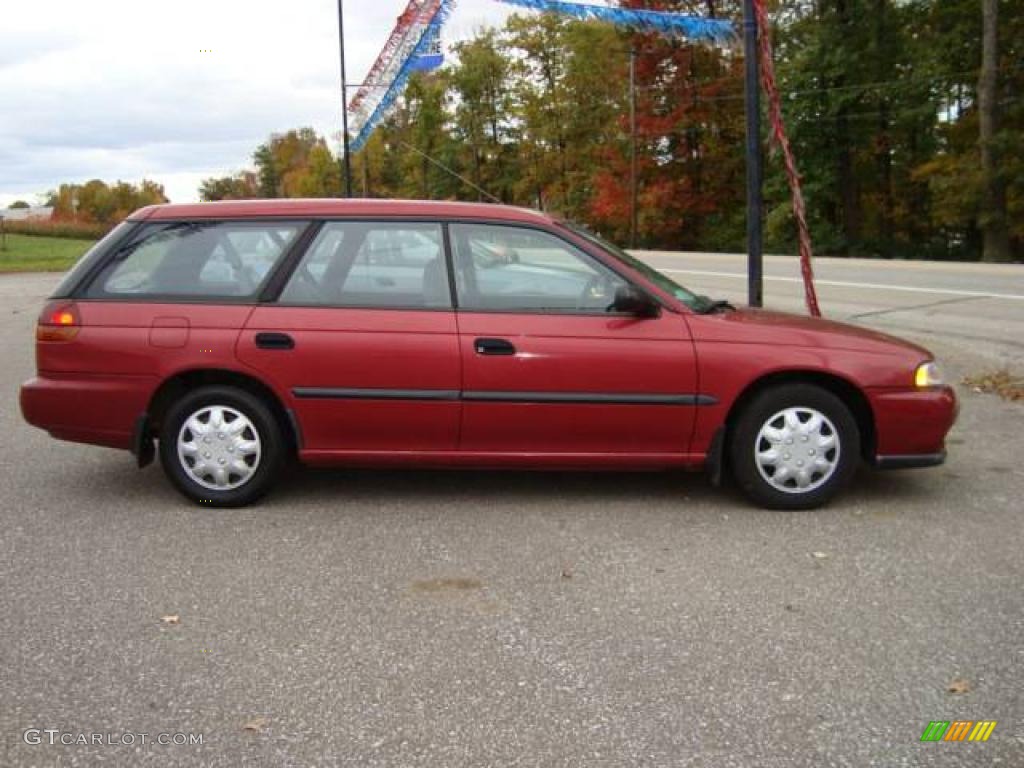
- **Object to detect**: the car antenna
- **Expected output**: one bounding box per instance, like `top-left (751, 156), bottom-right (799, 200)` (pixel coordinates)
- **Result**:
top-left (398, 140), bottom-right (503, 204)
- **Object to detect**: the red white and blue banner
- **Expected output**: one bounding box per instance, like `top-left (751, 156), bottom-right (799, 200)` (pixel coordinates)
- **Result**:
top-left (409, 23), bottom-right (444, 71)
top-left (348, 0), bottom-right (454, 152)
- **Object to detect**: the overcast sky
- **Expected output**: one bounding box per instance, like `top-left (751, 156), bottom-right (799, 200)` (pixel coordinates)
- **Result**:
top-left (0, 0), bottom-right (515, 206)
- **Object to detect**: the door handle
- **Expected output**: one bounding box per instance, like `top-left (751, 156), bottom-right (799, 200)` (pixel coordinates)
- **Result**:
top-left (254, 332), bottom-right (294, 350)
top-left (474, 338), bottom-right (516, 356)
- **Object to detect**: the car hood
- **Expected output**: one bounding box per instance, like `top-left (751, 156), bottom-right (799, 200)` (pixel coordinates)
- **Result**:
top-left (687, 307), bottom-right (932, 358)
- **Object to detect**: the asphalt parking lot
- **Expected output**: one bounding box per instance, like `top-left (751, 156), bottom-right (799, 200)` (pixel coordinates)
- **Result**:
top-left (2, 263), bottom-right (1022, 767)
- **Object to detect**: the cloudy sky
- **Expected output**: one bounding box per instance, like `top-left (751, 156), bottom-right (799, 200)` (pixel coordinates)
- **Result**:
top-left (0, 0), bottom-right (515, 206)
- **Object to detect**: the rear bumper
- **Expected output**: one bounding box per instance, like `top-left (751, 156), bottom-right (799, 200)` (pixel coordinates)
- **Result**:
top-left (868, 385), bottom-right (958, 467)
top-left (20, 372), bottom-right (156, 450)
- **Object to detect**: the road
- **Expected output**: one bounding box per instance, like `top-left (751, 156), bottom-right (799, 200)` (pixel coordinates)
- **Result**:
top-left (1, 263), bottom-right (1022, 767)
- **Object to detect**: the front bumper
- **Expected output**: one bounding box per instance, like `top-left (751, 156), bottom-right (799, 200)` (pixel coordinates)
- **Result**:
top-left (873, 452), bottom-right (947, 470)
top-left (867, 385), bottom-right (958, 467)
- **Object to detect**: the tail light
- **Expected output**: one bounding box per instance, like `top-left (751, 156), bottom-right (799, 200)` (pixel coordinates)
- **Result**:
top-left (37, 300), bottom-right (81, 342)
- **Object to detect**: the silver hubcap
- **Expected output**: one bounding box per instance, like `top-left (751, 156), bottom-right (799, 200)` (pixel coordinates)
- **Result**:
top-left (754, 407), bottom-right (840, 494)
top-left (177, 405), bottom-right (261, 491)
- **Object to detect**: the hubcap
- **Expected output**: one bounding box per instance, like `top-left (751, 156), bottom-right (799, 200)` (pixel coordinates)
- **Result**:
top-left (177, 405), bottom-right (261, 491)
top-left (754, 407), bottom-right (840, 494)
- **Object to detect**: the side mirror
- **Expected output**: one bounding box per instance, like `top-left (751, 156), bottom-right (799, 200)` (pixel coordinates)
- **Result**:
top-left (611, 284), bottom-right (659, 317)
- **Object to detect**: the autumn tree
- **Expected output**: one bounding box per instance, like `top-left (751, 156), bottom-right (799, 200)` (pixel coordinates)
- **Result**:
top-left (253, 128), bottom-right (342, 198)
top-left (218, 2), bottom-right (1022, 260)
top-left (46, 180), bottom-right (168, 224)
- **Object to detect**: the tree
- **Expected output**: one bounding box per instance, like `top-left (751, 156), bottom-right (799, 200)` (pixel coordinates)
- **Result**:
top-left (252, 128), bottom-right (342, 198)
top-left (451, 31), bottom-right (513, 200)
top-left (7, 200), bottom-right (30, 209)
top-left (979, 0), bottom-right (1011, 262)
top-left (45, 180), bottom-right (168, 224)
top-left (199, 172), bottom-right (259, 201)
top-left (258, 1), bottom-right (1022, 260)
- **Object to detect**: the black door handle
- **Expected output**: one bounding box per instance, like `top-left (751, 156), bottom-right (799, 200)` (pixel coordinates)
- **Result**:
top-left (255, 332), bottom-right (294, 350)
top-left (474, 338), bottom-right (516, 356)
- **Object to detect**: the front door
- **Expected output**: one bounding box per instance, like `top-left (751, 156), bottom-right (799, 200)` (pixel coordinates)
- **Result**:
top-left (238, 220), bottom-right (460, 454)
top-left (449, 222), bottom-right (699, 456)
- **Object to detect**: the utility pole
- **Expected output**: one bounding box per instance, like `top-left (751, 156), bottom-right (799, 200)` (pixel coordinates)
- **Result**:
top-left (337, 0), bottom-right (353, 197)
top-left (629, 46), bottom-right (638, 249)
top-left (742, 0), bottom-right (764, 307)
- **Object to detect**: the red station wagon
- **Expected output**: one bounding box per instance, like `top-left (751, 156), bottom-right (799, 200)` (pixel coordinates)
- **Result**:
top-left (20, 199), bottom-right (958, 509)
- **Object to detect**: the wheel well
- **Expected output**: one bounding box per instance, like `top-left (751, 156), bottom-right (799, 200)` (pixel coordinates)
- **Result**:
top-left (146, 369), bottom-right (299, 454)
top-left (724, 371), bottom-right (876, 463)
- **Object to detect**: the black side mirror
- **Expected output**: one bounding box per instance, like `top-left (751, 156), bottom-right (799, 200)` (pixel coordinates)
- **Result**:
top-left (611, 284), bottom-right (659, 317)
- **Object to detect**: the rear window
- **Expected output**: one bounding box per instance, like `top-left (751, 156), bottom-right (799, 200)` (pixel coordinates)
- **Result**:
top-left (51, 221), bottom-right (134, 298)
top-left (85, 221), bottom-right (305, 300)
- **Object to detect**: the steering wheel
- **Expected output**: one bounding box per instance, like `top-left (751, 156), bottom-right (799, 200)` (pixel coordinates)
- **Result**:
top-left (578, 274), bottom-right (616, 311)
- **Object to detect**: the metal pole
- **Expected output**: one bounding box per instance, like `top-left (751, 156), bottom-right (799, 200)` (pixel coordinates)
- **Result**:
top-left (337, 0), bottom-right (353, 197)
top-left (742, 0), bottom-right (763, 307)
top-left (629, 46), bottom-right (638, 249)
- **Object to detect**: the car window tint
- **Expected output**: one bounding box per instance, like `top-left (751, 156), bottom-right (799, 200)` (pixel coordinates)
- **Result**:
top-left (450, 223), bottom-right (625, 312)
top-left (278, 221), bottom-right (450, 308)
top-left (88, 221), bottom-right (302, 299)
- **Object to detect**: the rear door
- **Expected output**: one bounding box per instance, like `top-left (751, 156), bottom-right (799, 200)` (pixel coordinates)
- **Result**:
top-left (450, 222), bottom-right (699, 456)
top-left (237, 220), bottom-right (461, 455)
top-left (78, 218), bottom-right (306, 375)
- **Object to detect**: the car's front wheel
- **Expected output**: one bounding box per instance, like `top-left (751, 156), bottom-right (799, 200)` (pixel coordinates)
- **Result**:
top-left (729, 384), bottom-right (860, 510)
top-left (158, 386), bottom-right (284, 507)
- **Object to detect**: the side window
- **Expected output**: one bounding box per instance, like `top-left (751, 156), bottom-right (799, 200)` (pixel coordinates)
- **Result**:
top-left (451, 223), bottom-right (626, 312)
top-left (278, 221), bottom-right (449, 308)
top-left (87, 222), bottom-right (302, 299)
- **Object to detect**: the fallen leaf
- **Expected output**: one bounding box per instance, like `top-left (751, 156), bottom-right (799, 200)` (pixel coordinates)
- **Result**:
top-left (811, 551), bottom-right (830, 560)
top-left (963, 369), bottom-right (1024, 402)
top-left (948, 678), bottom-right (971, 694)
top-left (243, 716), bottom-right (269, 732)
top-left (561, 568), bottom-right (573, 580)
top-left (160, 614), bottom-right (180, 625)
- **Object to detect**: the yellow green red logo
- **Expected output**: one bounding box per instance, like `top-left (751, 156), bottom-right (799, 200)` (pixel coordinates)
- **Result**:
top-left (921, 721), bottom-right (997, 742)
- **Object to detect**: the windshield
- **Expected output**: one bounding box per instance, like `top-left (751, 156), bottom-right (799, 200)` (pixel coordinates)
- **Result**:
top-left (563, 223), bottom-right (707, 312)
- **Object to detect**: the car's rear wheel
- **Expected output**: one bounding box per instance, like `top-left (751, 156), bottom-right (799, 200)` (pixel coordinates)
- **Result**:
top-left (729, 384), bottom-right (860, 510)
top-left (158, 386), bottom-right (283, 507)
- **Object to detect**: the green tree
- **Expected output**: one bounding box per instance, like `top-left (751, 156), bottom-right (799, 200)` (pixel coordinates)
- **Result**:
top-left (199, 172), bottom-right (259, 201)
top-left (450, 31), bottom-right (513, 200)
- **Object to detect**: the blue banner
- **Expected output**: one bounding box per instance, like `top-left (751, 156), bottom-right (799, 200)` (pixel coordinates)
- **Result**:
top-left (409, 23), bottom-right (444, 71)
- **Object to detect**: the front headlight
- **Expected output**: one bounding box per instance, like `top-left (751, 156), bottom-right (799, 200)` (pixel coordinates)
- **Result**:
top-left (915, 361), bottom-right (944, 388)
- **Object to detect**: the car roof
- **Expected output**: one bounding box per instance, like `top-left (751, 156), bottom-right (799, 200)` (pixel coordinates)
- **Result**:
top-left (129, 198), bottom-right (556, 225)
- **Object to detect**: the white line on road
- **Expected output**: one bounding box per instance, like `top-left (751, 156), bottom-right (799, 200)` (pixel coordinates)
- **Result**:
top-left (659, 269), bottom-right (1024, 301)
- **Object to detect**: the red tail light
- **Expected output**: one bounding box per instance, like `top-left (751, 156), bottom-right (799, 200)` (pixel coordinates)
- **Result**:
top-left (37, 301), bottom-right (81, 342)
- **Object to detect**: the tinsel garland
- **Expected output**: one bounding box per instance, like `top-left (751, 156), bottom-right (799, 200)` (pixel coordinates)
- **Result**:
top-left (494, 0), bottom-right (735, 44)
top-left (350, 0), bottom-right (456, 152)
